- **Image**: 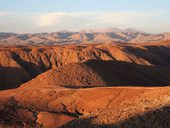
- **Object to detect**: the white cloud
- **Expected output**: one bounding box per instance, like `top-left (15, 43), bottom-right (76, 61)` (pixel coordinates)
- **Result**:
top-left (35, 12), bottom-right (83, 27)
top-left (0, 11), bottom-right (164, 33)
top-left (34, 11), bottom-right (159, 29)
top-left (0, 12), bottom-right (8, 16)
top-left (92, 12), bottom-right (158, 23)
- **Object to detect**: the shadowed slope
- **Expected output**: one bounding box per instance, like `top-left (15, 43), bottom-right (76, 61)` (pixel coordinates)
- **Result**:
top-left (20, 60), bottom-right (170, 89)
top-left (1, 42), bottom-right (170, 89)
top-left (85, 60), bottom-right (170, 86)
top-left (125, 45), bottom-right (170, 66)
top-left (21, 63), bottom-right (107, 89)
top-left (0, 67), bottom-right (30, 90)
top-left (4, 60), bottom-right (170, 88)
top-left (62, 105), bottom-right (170, 128)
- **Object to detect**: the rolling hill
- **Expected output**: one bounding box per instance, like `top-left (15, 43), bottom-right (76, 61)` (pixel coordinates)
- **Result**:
top-left (0, 28), bottom-right (170, 45)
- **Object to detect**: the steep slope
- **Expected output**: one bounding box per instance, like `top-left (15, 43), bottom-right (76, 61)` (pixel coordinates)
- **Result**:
top-left (1, 41), bottom-right (170, 89)
top-left (19, 59), bottom-right (170, 90)
top-left (21, 63), bottom-right (106, 89)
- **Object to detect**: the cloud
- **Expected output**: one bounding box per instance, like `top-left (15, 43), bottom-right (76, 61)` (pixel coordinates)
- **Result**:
top-left (34, 11), bottom-right (159, 29)
top-left (0, 12), bottom-right (8, 16)
top-left (92, 12), bottom-right (158, 23)
top-left (35, 12), bottom-right (83, 27)
top-left (0, 11), bottom-right (164, 33)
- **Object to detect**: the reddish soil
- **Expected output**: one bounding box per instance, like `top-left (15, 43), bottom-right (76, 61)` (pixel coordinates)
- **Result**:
top-left (1, 41), bottom-right (170, 127)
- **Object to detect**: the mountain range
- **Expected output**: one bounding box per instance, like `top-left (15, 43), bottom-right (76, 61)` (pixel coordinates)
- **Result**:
top-left (0, 28), bottom-right (170, 45)
top-left (1, 28), bottom-right (170, 127)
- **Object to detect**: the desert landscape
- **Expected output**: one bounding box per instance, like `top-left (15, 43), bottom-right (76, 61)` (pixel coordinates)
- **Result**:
top-left (1, 0), bottom-right (170, 127)
top-left (1, 31), bottom-right (170, 127)
top-left (0, 29), bottom-right (170, 45)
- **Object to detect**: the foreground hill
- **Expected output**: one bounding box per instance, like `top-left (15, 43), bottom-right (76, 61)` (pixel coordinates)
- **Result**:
top-left (21, 63), bottom-right (107, 89)
top-left (1, 86), bottom-right (170, 127)
top-left (1, 41), bottom-right (170, 89)
top-left (19, 60), bottom-right (170, 89)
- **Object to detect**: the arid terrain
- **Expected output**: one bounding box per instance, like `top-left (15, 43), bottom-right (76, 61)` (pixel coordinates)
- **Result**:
top-left (1, 34), bottom-right (170, 128)
top-left (0, 28), bottom-right (170, 45)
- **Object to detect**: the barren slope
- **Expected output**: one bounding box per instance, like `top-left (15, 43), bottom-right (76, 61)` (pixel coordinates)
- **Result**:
top-left (1, 86), bottom-right (170, 127)
top-left (21, 63), bottom-right (106, 89)
top-left (1, 41), bottom-right (170, 89)
top-left (0, 41), bottom-right (170, 127)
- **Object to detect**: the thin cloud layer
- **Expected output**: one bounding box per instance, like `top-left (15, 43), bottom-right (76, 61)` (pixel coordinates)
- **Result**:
top-left (0, 11), bottom-right (166, 33)
top-left (35, 12), bottom-right (159, 28)
top-left (36, 12), bottom-right (81, 27)
top-left (0, 12), bottom-right (8, 16)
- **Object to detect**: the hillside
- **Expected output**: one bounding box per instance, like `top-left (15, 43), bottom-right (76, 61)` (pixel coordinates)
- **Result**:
top-left (1, 41), bottom-right (170, 89)
top-left (0, 41), bottom-right (170, 127)
top-left (1, 86), bottom-right (170, 127)
top-left (21, 63), bottom-right (107, 89)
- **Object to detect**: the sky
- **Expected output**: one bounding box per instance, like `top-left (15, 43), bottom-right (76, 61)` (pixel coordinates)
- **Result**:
top-left (0, 0), bottom-right (170, 33)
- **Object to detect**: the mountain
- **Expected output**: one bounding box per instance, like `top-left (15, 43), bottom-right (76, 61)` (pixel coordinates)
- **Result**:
top-left (20, 63), bottom-right (107, 89)
top-left (0, 28), bottom-right (170, 45)
top-left (1, 41), bottom-right (170, 89)
top-left (1, 39), bottom-right (170, 127)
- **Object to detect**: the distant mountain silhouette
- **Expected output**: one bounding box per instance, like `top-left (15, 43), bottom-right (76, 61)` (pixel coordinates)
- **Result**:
top-left (0, 28), bottom-right (170, 45)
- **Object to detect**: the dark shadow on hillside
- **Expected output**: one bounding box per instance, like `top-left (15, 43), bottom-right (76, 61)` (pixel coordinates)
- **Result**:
top-left (11, 52), bottom-right (44, 77)
top-left (0, 97), bottom-right (40, 127)
top-left (0, 67), bottom-right (31, 90)
top-left (57, 32), bottom-right (73, 39)
top-left (2, 58), bottom-right (170, 90)
top-left (0, 53), bottom-right (49, 90)
top-left (125, 45), bottom-right (170, 66)
top-left (108, 33), bottom-right (129, 42)
top-left (61, 105), bottom-right (170, 128)
top-left (85, 59), bottom-right (170, 86)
